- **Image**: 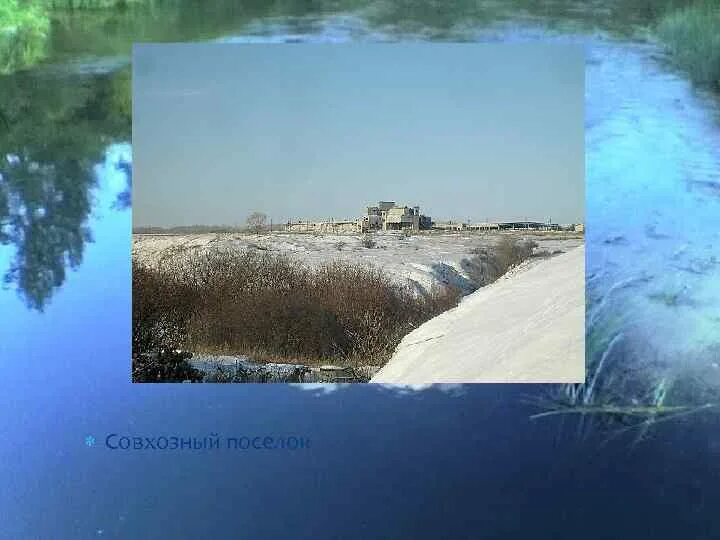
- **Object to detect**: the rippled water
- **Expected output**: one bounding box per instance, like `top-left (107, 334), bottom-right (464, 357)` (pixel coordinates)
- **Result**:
top-left (459, 25), bottom-right (720, 403)
top-left (585, 38), bottom-right (720, 357)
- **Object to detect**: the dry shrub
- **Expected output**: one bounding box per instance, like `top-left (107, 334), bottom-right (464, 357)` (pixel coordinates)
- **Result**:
top-left (463, 236), bottom-right (538, 287)
top-left (132, 247), bottom-right (462, 368)
top-left (495, 236), bottom-right (538, 268)
top-left (361, 235), bottom-right (376, 248)
top-left (131, 261), bottom-right (203, 382)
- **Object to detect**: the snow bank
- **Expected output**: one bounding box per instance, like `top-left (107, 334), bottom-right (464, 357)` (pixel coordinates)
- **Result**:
top-left (133, 232), bottom-right (582, 295)
top-left (371, 245), bottom-right (585, 384)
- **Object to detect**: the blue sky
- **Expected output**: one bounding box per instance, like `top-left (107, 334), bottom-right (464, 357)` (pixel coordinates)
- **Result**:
top-left (133, 43), bottom-right (583, 226)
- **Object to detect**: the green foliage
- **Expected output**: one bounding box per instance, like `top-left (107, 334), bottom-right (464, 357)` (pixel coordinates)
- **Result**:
top-left (0, 69), bottom-right (130, 310)
top-left (657, 0), bottom-right (720, 89)
top-left (39, 0), bottom-right (147, 9)
top-left (110, 66), bottom-right (131, 122)
top-left (0, 0), bottom-right (50, 74)
top-left (364, 0), bottom-right (488, 34)
top-left (2, 0), bottom-right (718, 93)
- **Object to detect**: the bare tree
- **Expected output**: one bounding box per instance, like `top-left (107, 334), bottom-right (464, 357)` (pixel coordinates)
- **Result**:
top-left (246, 212), bottom-right (268, 234)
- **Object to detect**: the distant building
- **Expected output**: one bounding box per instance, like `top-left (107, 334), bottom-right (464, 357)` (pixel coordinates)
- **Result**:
top-left (285, 218), bottom-right (361, 233)
top-left (286, 202), bottom-right (432, 233)
top-left (432, 220), bottom-right (466, 231)
top-left (469, 222), bottom-right (500, 231)
top-left (496, 221), bottom-right (561, 231)
top-left (284, 202), bottom-right (567, 234)
top-left (435, 220), bottom-right (562, 232)
top-left (361, 202), bottom-right (432, 232)
top-left (377, 201), bottom-right (396, 211)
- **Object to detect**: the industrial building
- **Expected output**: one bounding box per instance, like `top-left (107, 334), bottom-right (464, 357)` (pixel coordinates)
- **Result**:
top-left (286, 202), bottom-right (432, 233)
top-left (432, 221), bottom-right (569, 232)
top-left (285, 219), bottom-right (360, 233)
top-left (362, 202), bottom-right (432, 232)
top-left (284, 203), bottom-right (582, 234)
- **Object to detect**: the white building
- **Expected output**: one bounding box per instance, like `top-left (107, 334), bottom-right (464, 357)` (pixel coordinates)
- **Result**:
top-left (286, 201), bottom-right (432, 233)
top-left (362, 202), bottom-right (431, 232)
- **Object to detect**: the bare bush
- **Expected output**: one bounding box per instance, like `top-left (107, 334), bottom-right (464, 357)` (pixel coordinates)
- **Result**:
top-left (246, 211), bottom-right (268, 233)
top-left (361, 235), bottom-right (376, 248)
top-left (131, 261), bottom-right (203, 382)
top-left (495, 236), bottom-right (538, 268)
top-left (462, 236), bottom-right (538, 288)
top-left (132, 248), bottom-right (462, 372)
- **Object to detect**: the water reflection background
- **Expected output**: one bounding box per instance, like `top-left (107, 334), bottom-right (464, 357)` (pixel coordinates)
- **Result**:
top-left (1, 2), bottom-right (719, 538)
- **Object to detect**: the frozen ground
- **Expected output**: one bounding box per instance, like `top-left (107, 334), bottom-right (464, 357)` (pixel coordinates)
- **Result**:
top-left (188, 354), bottom-right (379, 383)
top-left (372, 245), bottom-right (585, 384)
top-left (132, 231), bottom-right (583, 294)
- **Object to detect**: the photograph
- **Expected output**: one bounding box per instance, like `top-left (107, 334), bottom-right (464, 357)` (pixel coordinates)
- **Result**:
top-left (131, 42), bottom-right (585, 383)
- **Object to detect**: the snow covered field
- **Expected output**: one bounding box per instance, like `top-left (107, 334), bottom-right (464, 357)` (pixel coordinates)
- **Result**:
top-left (132, 231), bottom-right (582, 294)
top-left (372, 245), bottom-right (585, 384)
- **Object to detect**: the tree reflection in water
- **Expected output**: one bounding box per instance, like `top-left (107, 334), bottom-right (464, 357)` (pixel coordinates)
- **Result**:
top-left (0, 66), bottom-right (130, 311)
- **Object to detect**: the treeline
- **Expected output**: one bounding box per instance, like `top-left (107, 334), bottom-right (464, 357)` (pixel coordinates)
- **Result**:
top-left (2, 1), bottom-right (719, 89)
top-left (133, 225), bottom-right (246, 235)
top-left (132, 224), bottom-right (287, 235)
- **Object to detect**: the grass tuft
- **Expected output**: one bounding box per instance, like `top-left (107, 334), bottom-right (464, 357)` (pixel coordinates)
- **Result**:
top-left (657, 0), bottom-right (720, 89)
top-left (0, 0), bottom-right (50, 74)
